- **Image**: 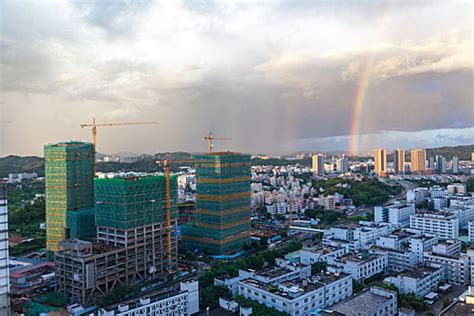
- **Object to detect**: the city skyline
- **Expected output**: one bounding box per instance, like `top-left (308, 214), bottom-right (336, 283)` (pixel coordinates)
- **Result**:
top-left (1, 1), bottom-right (473, 156)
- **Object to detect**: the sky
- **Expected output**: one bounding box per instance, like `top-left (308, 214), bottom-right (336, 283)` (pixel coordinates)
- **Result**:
top-left (0, 0), bottom-right (473, 156)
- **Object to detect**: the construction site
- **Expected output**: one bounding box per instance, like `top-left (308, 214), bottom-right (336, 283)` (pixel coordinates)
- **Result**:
top-left (55, 175), bottom-right (178, 306)
top-left (44, 141), bottom-right (96, 251)
top-left (182, 152), bottom-right (252, 255)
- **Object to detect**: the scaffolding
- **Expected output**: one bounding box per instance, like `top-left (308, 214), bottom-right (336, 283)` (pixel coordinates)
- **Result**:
top-left (182, 152), bottom-right (251, 254)
top-left (94, 175), bottom-right (177, 230)
top-left (44, 142), bottom-right (94, 251)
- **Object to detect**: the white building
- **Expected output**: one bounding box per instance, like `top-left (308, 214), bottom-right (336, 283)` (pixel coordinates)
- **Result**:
top-left (0, 182), bottom-right (9, 314)
top-left (410, 213), bottom-right (459, 239)
top-left (469, 221), bottom-right (474, 243)
top-left (424, 251), bottom-right (470, 286)
top-left (374, 203), bottom-right (415, 227)
top-left (7, 172), bottom-right (38, 183)
top-left (407, 188), bottom-right (429, 205)
top-left (331, 286), bottom-right (397, 316)
top-left (432, 197), bottom-right (449, 210)
top-left (332, 252), bottom-right (388, 281)
top-left (384, 265), bottom-right (444, 297)
top-left (299, 247), bottom-right (347, 266)
top-left (447, 183), bottom-right (466, 194)
top-left (98, 281), bottom-right (199, 316)
top-left (409, 234), bottom-right (439, 263)
top-left (336, 156), bottom-right (349, 173)
top-left (238, 272), bottom-right (352, 316)
top-left (352, 222), bottom-right (391, 247)
top-left (447, 205), bottom-right (474, 227)
top-left (432, 240), bottom-right (461, 258)
top-left (318, 195), bottom-right (336, 210)
top-left (370, 247), bottom-right (418, 273)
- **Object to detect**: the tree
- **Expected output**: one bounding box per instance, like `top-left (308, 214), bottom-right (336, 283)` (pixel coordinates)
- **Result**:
top-left (304, 208), bottom-right (317, 219)
top-left (200, 285), bottom-right (230, 309)
top-left (311, 261), bottom-right (327, 275)
top-left (352, 280), bottom-right (364, 293)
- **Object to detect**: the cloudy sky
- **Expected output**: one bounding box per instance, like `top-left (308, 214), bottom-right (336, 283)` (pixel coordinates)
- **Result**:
top-left (0, 0), bottom-right (473, 156)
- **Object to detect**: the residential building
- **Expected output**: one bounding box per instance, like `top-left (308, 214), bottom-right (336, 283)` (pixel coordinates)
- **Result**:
top-left (374, 149), bottom-right (387, 176)
top-left (452, 156), bottom-right (459, 174)
top-left (432, 240), bottom-right (461, 257)
top-left (44, 141), bottom-right (95, 251)
top-left (370, 247), bottom-right (418, 273)
top-left (394, 149), bottom-right (405, 174)
top-left (332, 251), bottom-right (388, 281)
top-left (383, 265), bottom-right (444, 297)
top-left (299, 247), bottom-right (347, 266)
top-left (331, 286), bottom-right (397, 316)
top-left (238, 272), bottom-right (352, 316)
top-left (182, 152), bottom-right (251, 255)
top-left (447, 183), bottom-right (466, 195)
top-left (352, 222), bottom-right (391, 247)
top-left (319, 195), bottom-right (336, 210)
top-left (336, 156), bottom-right (349, 173)
top-left (435, 155), bottom-right (447, 174)
top-left (406, 188), bottom-right (429, 205)
top-left (411, 149), bottom-right (426, 173)
top-left (0, 182), bottom-right (9, 314)
top-left (98, 281), bottom-right (199, 316)
top-left (375, 230), bottom-right (419, 250)
top-left (55, 175), bottom-right (178, 306)
top-left (447, 205), bottom-right (474, 227)
top-left (409, 234), bottom-right (439, 263)
top-left (312, 154), bottom-right (324, 176)
top-left (374, 203), bottom-right (415, 227)
top-left (409, 213), bottom-right (459, 239)
top-left (423, 251), bottom-right (470, 286)
top-left (469, 221), bottom-right (474, 243)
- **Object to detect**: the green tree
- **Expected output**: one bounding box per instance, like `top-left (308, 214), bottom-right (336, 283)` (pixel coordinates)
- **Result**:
top-left (311, 261), bottom-right (327, 275)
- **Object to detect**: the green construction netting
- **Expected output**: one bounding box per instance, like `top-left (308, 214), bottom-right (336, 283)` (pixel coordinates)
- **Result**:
top-left (94, 175), bottom-right (177, 230)
top-left (44, 142), bottom-right (94, 251)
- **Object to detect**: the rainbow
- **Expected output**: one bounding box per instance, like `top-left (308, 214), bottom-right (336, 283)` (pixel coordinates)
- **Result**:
top-left (349, 61), bottom-right (372, 156)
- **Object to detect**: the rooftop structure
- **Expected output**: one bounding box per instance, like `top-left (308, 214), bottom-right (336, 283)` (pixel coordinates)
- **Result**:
top-left (182, 152), bottom-right (251, 254)
top-left (44, 141), bottom-right (95, 251)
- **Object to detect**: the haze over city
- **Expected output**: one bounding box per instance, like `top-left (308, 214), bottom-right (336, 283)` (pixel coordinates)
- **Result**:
top-left (1, 0), bottom-right (473, 156)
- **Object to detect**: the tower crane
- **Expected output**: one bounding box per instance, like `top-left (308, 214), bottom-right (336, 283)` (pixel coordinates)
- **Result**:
top-left (156, 154), bottom-right (195, 272)
top-left (80, 117), bottom-right (156, 173)
top-left (203, 132), bottom-right (231, 153)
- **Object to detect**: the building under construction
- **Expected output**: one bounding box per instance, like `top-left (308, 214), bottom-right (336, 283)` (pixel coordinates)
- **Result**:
top-left (55, 175), bottom-right (178, 306)
top-left (44, 141), bottom-right (95, 251)
top-left (182, 152), bottom-right (251, 255)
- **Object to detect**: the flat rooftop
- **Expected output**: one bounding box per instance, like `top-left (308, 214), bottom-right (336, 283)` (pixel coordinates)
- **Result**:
top-left (390, 265), bottom-right (441, 279)
top-left (332, 289), bottom-right (395, 314)
top-left (337, 252), bottom-right (379, 264)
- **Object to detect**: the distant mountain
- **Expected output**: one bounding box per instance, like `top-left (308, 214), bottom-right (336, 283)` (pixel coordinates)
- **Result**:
top-left (1, 144), bottom-right (472, 176)
top-left (425, 144), bottom-right (474, 161)
top-left (0, 155), bottom-right (44, 177)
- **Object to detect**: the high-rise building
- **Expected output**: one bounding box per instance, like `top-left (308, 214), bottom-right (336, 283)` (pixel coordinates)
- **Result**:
top-left (182, 152), bottom-right (251, 254)
top-left (428, 157), bottom-right (435, 170)
top-left (374, 149), bottom-right (387, 176)
top-left (410, 149), bottom-right (426, 173)
top-left (435, 155), bottom-right (446, 174)
top-left (0, 181), bottom-right (10, 315)
top-left (312, 153), bottom-right (324, 175)
top-left (44, 141), bottom-right (95, 251)
top-left (336, 155), bottom-right (349, 173)
top-left (55, 175), bottom-right (178, 306)
top-left (452, 156), bottom-right (459, 174)
top-left (393, 149), bottom-right (405, 174)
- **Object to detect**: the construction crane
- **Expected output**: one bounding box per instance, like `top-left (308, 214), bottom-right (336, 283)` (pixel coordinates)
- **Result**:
top-left (80, 117), bottom-right (156, 173)
top-left (157, 154), bottom-right (196, 272)
top-left (203, 132), bottom-right (231, 153)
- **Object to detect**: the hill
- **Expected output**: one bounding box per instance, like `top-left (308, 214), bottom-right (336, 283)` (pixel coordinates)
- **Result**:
top-left (0, 155), bottom-right (45, 177)
top-left (1, 144), bottom-right (472, 176)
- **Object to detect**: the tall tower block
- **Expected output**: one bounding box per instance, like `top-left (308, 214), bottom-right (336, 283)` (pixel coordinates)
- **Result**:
top-left (182, 152), bottom-right (251, 255)
top-left (374, 148), bottom-right (387, 176)
top-left (0, 182), bottom-right (10, 314)
top-left (44, 141), bottom-right (95, 251)
top-left (394, 149), bottom-right (405, 174)
top-left (411, 149), bottom-right (427, 173)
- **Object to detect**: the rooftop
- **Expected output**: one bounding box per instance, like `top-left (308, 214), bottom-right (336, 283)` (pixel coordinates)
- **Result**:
top-left (332, 287), bottom-right (396, 315)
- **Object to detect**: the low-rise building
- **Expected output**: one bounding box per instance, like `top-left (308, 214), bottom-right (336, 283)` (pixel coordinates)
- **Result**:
top-left (299, 246), bottom-right (347, 266)
top-left (10, 261), bottom-right (55, 296)
top-left (424, 251), bottom-right (470, 286)
top-left (374, 203), bottom-right (415, 227)
top-left (238, 272), bottom-right (352, 316)
top-left (410, 213), bottom-right (459, 239)
top-left (370, 247), bottom-right (418, 273)
top-left (332, 251), bottom-right (388, 281)
top-left (409, 233), bottom-right (438, 263)
top-left (432, 240), bottom-right (461, 257)
top-left (383, 265), bottom-right (444, 297)
top-left (469, 221), bottom-right (474, 243)
top-left (98, 281), bottom-right (199, 316)
top-left (330, 286), bottom-right (397, 316)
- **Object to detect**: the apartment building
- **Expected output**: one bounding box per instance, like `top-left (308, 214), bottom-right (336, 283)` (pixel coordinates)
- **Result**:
top-left (332, 251), bottom-right (388, 282)
top-left (331, 286), bottom-right (397, 316)
top-left (374, 203), bottom-right (415, 227)
top-left (384, 265), bottom-right (444, 297)
top-left (410, 213), bottom-right (459, 239)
